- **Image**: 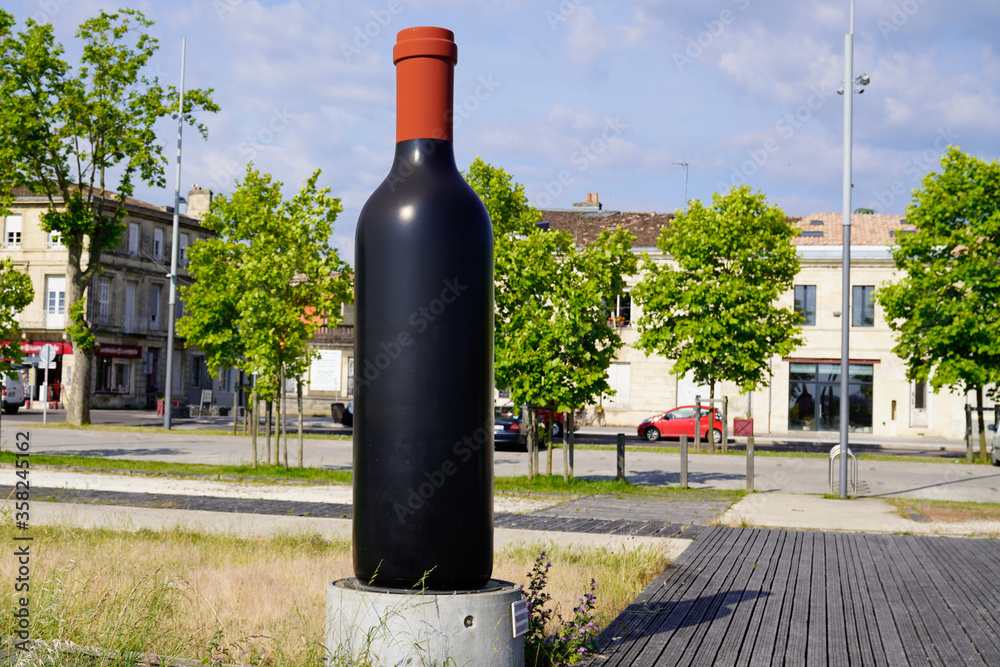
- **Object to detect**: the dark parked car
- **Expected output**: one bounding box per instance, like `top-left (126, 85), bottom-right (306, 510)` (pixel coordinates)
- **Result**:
top-left (638, 405), bottom-right (722, 444)
top-left (341, 401), bottom-right (353, 427)
top-left (494, 405), bottom-right (527, 449)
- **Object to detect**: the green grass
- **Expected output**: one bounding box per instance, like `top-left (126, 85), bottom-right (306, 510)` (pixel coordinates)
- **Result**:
top-left (563, 442), bottom-right (984, 464)
top-left (26, 421), bottom-right (351, 440)
top-left (885, 497), bottom-right (1000, 521)
top-left (494, 474), bottom-right (746, 501)
top-left (0, 450), bottom-right (353, 484)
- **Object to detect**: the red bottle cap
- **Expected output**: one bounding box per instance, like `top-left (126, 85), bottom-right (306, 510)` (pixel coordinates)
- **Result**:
top-left (393, 26), bottom-right (457, 143)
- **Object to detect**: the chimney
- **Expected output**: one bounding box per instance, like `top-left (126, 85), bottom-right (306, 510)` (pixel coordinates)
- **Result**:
top-left (593, 192), bottom-right (599, 206)
top-left (185, 185), bottom-right (212, 220)
top-left (586, 193), bottom-right (592, 203)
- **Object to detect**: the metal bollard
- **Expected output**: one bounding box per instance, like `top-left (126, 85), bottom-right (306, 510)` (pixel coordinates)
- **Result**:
top-left (680, 434), bottom-right (689, 489)
top-left (616, 433), bottom-right (625, 481)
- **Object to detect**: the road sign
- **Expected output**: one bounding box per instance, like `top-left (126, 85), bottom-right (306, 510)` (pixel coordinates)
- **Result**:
top-left (39, 344), bottom-right (58, 364)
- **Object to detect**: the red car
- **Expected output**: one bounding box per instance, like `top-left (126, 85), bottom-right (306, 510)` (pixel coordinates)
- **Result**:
top-left (638, 406), bottom-right (722, 444)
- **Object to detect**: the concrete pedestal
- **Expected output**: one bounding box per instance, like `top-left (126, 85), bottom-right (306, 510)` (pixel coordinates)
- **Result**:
top-left (325, 578), bottom-right (524, 666)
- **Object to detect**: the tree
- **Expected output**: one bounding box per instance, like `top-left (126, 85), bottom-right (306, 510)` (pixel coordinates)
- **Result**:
top-left (465, 159), bottom-right (637, 477)
top-left (179, 165), bottom-right (352, 468)
top-left (633, 185), bottom-right (802, 406)
top-left (0, 9), bottom-right (218, 424)
top-left (0, 259), bottom-right (34, 374)
top-left (876, 147), bottom-right (1000, 463)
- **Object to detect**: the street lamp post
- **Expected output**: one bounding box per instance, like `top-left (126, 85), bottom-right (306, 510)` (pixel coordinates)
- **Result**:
top-left (673, 161), bottom-right (689, 211)
top-left (164, 38), bottom-right (186, 430)
top-left (838, 1), bottom-right (869, 498)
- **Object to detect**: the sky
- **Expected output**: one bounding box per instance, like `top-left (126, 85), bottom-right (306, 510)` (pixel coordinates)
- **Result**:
top-left (7, 0), bottom-right (1000, 263)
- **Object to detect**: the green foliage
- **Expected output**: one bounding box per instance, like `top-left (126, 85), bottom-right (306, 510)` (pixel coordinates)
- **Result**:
top-left (876, 147), bottom-right (1000, 398)
top-left (0, 8), bottom-right (218, 423)
top-left (0, 258), bottom-right (34, 374)
top-left (524, 551), bottom-right (600, 666)
top-left (463, 157), bottom-right (541, 237)
top-left (467, 159), bottom-right (636, 413)
top-left (633, 185), bottom-right (802, 395)
top-left (179, 165), bottom-right (353, 397)
top-left (65, 299), bottom-right (96, 353)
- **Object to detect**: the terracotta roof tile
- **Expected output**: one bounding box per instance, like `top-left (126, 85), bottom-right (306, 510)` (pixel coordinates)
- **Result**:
top-left (10, 185), bottom-right (200, 223)
top-left (539, 208), bottom-right (907, 249)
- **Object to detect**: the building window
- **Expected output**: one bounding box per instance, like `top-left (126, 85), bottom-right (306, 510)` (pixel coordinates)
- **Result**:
top-left (788, 362), bottom-right (873, 433)
top-left (192, 356), bottom-right (210, 389)
top-left (794, 285), bottom-right (816, 326)
top-left (606, 292), bottom-right (631, 328)
top-left (45, 275), bottom-right (66, 327)
top-left (913, 381), bottom-right (926, 410)
top-left (179, 233), bottom-right (190, 265)
top-left (153, 228), bottom-right (163, 259)
top-left (48, 230), bottom-right (62, 247)
top-left (128, 222), bottom-right (140, 256)
top-left (4, 214), bottom-right (22, 247)
top-left (97, 277), bottom-right (111, 324)
top-left (852, 285), bottom-right (875, 327)
top-left (96, 357), bottom-right (130, 393)
top-left (149, 284), bottom-right (160, 330)
top-left (347, 358), bottom-right (355, 395)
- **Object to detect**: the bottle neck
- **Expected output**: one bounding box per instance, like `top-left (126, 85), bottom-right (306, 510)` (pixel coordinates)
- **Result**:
top-left (389, 138), bottom-right (457, 179)
top-left (395, 55), bottom-right (454, 143)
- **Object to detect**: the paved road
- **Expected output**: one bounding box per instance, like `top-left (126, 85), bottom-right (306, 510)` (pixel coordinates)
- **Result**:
top-left (1, 408), bottom-right (977, 457)
top-left (4, 424), bottom-right (998, 502)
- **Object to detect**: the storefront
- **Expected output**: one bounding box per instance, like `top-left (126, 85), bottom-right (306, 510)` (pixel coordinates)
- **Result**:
top-left (788, 360), bottom-right (875, 433)
top-left (19, 340), bottom-right (72, 402)
top-left (95, 344), bottom-right (142, 397)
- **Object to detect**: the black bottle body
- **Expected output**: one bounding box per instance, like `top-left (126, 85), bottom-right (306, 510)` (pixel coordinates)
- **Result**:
top-left (353, 138), bottom-right (494, 590)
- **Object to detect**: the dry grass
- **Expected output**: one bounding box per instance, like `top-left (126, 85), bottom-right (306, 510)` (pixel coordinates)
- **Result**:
top-left (0, 522), bottom-right (668, 666)
top-left (887, 497), bottom-right (1000, 523)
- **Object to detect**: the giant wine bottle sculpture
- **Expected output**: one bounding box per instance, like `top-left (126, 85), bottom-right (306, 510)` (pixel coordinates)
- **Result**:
top-left (353, 27), bottom-right (494, 590)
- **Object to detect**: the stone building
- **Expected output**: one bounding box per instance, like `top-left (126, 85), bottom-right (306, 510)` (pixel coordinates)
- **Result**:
top-left (2, 186), bottom-right (214, 409)
top-left (541, 198), bottom-right (993, 441)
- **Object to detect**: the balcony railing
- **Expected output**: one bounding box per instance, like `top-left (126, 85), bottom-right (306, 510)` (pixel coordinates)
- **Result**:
top-left (17, 310), bottom-right (65, 330)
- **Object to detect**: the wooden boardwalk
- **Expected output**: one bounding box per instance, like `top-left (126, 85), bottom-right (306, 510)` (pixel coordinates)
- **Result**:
top-left (585, 527), bottom-right (1000, 666)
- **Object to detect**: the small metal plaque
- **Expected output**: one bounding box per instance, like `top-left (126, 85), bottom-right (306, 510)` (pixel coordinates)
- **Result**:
top-left (511, 598), bottom-right (529, 638)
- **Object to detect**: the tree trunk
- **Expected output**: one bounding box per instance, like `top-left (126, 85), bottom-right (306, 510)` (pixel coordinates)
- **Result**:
top-left (297, 380), bottom-right (304, 468)
top-left (250, 388), bottom-right (258, 469)
top-left (64, 245), bottom-right (92, 425)
top-left (546, 408), bottom-right (553, 476)
top-left (527, 406), bottom-right (536, 479)
top-left (708, 380), bottom-right (717, 452)
top-left (281, 363), bottom-right (288, 470)
top-left (977, 386), bottom-right (988, 464)
top-left (265, 399), bottom-right (272, 465)
top-left (232, 371), bottom-right (239, 435)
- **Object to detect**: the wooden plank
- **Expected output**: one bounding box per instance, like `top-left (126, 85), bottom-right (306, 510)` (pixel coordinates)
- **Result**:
top-left (861, 533), bottom-right (934, 665)
top-left (898, 534), bottom-right (999, 664)
top-left (840, 532), bottom-right (900, 666)
top-left (919, 537), bottom-right (1000, 659)
top-left (611, 527), bottom-right (753, 665)
top-left (663, 528), bottom-right (771, 665)
top-left (821, 532), bottom-right (850, 667)
top-left (653, 523), bottom-right (684, 538)
top-left (830, 533), bottom-right (868, 665)
top-left (592, 526), bottom-right (734, 664)
top-left (673, 528), bottom-right (772, 664)
top-left (744, 530), bottom-right (800, 667)
top-left (879, 533), bottom-right (968, 665)
top-left (781, 529), bottom-right (814, 666)
top-left (711, 529), bottom-right (787, 665)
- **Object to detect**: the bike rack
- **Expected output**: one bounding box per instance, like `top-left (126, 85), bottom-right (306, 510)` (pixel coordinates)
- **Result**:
top-left (828, 444), bottom-right (858, 495)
